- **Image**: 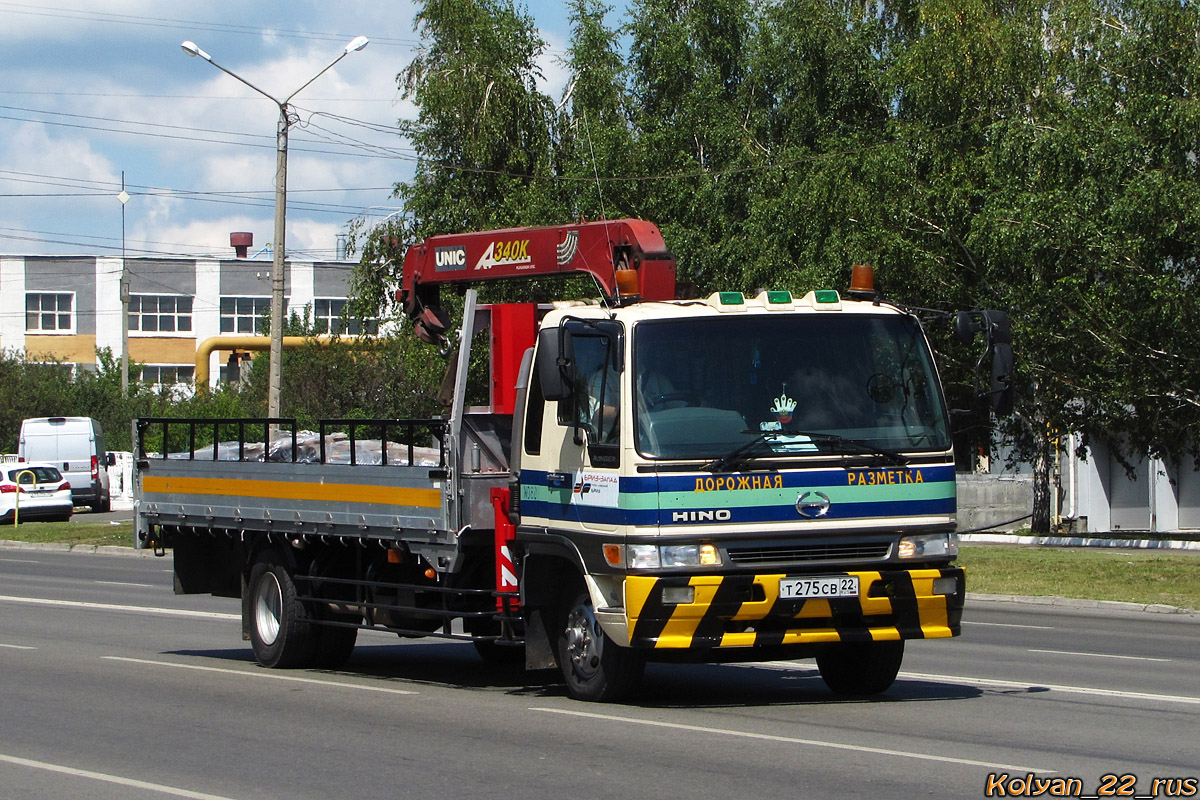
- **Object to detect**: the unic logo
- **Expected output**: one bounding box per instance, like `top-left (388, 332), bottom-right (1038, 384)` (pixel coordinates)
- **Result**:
top-left (434, 245), bottom-right (466, 271)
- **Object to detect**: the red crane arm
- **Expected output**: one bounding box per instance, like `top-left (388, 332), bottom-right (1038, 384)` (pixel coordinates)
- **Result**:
top-left (398, 219), bottom-right (676, 326)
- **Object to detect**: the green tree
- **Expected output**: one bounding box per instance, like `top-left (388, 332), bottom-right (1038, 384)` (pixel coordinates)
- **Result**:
top-left (351, 0), bottom-right (561, 318)
top-left (556, 0), bottom-right (635, 219)
top-left (887, 0), bottom-right (1200, 531)
top-left (624, 0), bottom-right (758, 290)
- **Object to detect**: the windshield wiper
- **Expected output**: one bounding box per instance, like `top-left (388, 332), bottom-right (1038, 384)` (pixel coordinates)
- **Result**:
top-left (798, 431), bottom-right (910, 466)
top-left (704, 429), bottom-right (909, 473)
top-left (702, 431), bottom-right (784, 473)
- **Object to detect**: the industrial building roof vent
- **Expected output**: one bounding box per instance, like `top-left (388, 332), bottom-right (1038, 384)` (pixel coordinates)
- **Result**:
top-left (230, 232), bottom-right (253, 258)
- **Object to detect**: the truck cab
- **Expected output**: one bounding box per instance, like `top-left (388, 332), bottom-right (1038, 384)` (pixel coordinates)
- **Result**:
top-left (513, 289), bottom-right (964, 699)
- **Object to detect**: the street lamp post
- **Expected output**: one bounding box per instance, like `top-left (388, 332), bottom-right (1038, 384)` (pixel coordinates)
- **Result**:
top-left (181, 36), bottom-right (369, 419)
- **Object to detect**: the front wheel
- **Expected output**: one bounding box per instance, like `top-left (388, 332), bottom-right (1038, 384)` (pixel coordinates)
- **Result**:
top-left (816, 640), bottom-right (904, 696)
top-left (248, 554), bottom-right (316, 668)
top-left (557, 589), bottom-right (644, 702)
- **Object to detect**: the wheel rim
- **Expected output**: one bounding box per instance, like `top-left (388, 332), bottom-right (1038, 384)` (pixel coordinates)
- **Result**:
top-left (563, 599), bottom-right (603, 681)
top-left (254, 571), bottom-right (283, 646)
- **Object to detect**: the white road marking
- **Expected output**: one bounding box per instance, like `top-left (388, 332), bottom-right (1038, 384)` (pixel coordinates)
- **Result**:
top-left (531, 707), bottom-right (1051, 773)
top-left (1028, 648), bottom-right (1171, 662)
top-left (94, 580), bottom-right (155, 588)
top-left (0, 595), bottom-right (237, 620)
top-left (963, 620), bottom-right (1055, 630)
top-left (900, 671), bottom-right (1200, 705)
top-left (103, 656), bottom-right (419, 695)
top-left (0, 752), bottom-right (239, 800)
top-left (0, 643), bottom-right (36, 650)
top-left (734, 662), bottom-right (1199, 705)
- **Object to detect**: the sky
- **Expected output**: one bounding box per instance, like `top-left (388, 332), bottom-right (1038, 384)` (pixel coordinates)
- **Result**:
top-left (0, 1), bottom-right (586, 261)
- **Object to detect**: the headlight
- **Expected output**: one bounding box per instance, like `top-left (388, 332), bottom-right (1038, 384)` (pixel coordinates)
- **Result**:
top-left (897, 533), bottom-right (958, 559)
top-left (616, 543), bottom-right (721, 569)
top-left (661, 545), bottom-right (698, 567)
top-left (626, 544), bottom-right (661, 569)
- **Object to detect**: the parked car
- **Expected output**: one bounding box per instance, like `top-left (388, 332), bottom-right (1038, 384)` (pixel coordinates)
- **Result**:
top-left (0, 463), bottom-right (74, 523)
top-left (18, 417), bottom-right (114, 511)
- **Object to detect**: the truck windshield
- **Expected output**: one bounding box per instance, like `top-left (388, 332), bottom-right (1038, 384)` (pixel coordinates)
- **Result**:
top-left (633, 313), bottom-right (950, 460)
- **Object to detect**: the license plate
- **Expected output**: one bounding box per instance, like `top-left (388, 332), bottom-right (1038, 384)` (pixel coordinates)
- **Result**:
top-left (779, 575), bottom-right (859, 599)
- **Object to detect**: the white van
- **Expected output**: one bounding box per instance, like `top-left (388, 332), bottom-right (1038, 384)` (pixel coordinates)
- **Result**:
top-left (18, 417), bottom-right (114, 512)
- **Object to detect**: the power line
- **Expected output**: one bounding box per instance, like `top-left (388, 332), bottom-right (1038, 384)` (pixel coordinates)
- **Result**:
top-left (0, 3), bottom-right (420, 48)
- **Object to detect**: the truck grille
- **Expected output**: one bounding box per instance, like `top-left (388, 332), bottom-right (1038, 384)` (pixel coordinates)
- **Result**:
top-left (725, 541), bottom-right (892, 565)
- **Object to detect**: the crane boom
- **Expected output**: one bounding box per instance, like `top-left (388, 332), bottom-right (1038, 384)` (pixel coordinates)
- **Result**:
top-left (398, 219), bottom-right (676, 342)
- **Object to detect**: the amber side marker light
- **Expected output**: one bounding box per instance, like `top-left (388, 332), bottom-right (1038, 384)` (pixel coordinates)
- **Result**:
top-left (848, 263), bottom-right (876, 300)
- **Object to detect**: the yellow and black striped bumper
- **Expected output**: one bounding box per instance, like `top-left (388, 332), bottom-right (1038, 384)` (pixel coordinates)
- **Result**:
top-left (624, 568), bottom-right (964, 649)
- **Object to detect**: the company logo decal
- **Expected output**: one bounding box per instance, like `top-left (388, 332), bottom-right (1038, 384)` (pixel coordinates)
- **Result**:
top-left (556, 230), bottom-right (579, 265)
top-left (475, 239), bottom-right (532, 270)
top-left (671, 509), bottom-right (732, 523)
top-left (571, 469), bottom-right (619, 508)
top-left (795, 491), bottom-right (831, 518)
top-left (434, 245), bottom-right (466, 271)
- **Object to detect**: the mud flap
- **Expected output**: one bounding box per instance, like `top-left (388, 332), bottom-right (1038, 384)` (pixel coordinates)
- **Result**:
top-left (523, 608), bottom-right (557, 670)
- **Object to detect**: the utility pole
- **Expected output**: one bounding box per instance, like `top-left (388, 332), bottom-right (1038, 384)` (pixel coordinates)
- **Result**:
top-left (118, 172), bottom-right (130, 397)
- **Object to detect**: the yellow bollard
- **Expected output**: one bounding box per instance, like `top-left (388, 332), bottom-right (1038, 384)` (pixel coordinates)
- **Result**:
top-left (13, 469), bottom-right (33, 526)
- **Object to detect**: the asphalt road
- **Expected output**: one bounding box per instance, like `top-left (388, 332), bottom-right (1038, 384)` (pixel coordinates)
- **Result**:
top-left (0, 547), bottom-right (1195, 800)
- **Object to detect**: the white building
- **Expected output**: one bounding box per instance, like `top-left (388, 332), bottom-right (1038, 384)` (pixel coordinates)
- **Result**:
top-left (1058, 435), bottom-right (1200, 534)
top-left (0, 251), bottom-right (369, 390)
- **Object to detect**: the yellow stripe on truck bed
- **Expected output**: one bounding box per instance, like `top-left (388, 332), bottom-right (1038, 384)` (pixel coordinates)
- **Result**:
top-left (141, 475), bottom-right (442, 508)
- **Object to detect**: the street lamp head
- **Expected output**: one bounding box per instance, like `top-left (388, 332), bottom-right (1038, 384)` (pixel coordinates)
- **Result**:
top-left (344, 35), bottom-right (369, 53)
top-left (180, 40), bottom-right (211, 61)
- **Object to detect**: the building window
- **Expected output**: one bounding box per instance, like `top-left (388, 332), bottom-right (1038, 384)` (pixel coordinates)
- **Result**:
top-left (26, 293), bottom-right (74, 333)
top-left (140, 365), bottom-right (195, 389)
top-left (130, 295), bottom-right (193, 334)
top-left (220, 296), bottom-right (275, 334)
top-left (314, 298), bottom-right (378, 335)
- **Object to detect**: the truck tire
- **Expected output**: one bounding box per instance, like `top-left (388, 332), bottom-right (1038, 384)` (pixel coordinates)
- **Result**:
top-left (816, 640), bottom-right (904, 695)
top-left (248, 554), bottom-right (316, 668)
top-left (556, 589), bottom-right (644, 702)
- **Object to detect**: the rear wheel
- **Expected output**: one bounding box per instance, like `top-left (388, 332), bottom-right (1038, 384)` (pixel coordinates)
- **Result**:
top-left (556, 589), bottom-right (643, 702)
top-left (248, 553), bottom-right (316, 668)
top-left (816, 640), bottom-right (904, 695)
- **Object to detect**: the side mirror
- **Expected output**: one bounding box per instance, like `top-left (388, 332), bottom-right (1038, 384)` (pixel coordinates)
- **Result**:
top-left (105, 452), bottom-right (117, 467)
top-left (535, 327), bottom-right (575, 402)
top-left (979, 311), bottom-right (1014, 416)
top-left (956, 309), bottom-right (1015, 417)
top-left (991, 342), bottom-right (1014, 415)
top-left (954, 311), bottom-right (982, 344)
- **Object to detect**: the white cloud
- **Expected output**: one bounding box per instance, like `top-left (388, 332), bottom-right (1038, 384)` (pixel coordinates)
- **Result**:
top-left (0, 0), bottom-right (167, 40)
top-left (2, 123), bottom-right (117, 184)
top-left (0, 0), bottom-right (582, 257)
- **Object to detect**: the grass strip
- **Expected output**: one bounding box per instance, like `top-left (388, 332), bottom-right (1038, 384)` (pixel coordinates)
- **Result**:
top-left (1, 520), bottom-right (133, 548)
top-left (959, 545), bottom-right (1200, 611)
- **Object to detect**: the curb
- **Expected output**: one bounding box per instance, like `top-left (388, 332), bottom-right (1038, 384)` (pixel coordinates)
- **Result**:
top-left (0, 540), bottom-right (159, 558)
top-left (960, 532), bottom-right (1200, 551)
top-left (969, 592), bottom-right (1198, 619)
